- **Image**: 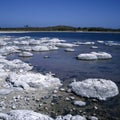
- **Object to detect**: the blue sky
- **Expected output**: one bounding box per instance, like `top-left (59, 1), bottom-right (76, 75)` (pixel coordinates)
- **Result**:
top-left (0, 0), bottom-right (120, 28)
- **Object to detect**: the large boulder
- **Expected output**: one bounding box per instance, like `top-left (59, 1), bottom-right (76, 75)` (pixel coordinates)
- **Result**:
top-left (77, 53), bottom-right (97, 60)
top-left (70, 78), bottom-right (119, 100)
top-left (91, 52), bottom-right (112, 59)
top-left (0, 59), bottom-right (33, 72)
top-left (0, 110), bottom-right (53, 120)
top-left (0, 110), bottom-right (87, 120)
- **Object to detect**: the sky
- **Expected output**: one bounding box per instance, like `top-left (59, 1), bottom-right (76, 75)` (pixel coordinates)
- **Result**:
top-left (0, 0), bottom-right (120, 28)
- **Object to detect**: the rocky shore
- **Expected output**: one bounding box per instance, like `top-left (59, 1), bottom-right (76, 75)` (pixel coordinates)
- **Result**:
top-left (0, 35), bottom-right (119, 120)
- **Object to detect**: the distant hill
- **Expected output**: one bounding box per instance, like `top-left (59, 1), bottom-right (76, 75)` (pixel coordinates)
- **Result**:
top-left (0, 25), bottom-right (120, 32)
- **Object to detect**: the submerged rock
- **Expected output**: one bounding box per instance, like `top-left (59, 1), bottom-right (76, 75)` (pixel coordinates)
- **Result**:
top-left (70, 78), bottom-right (119, 100)
top-left (64, 48), bottom-right (75, 52)
top-left (91, 46), bottom-right (98, 49)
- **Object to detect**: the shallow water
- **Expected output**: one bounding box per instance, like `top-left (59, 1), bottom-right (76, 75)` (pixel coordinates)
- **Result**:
top-left (3, 32), bottom-right (120, 82)
top-left (1, 32), bottom-right (120, 119)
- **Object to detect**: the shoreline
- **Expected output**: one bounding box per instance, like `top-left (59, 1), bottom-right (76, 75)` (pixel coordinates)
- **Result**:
top-left (0, 30), bottom-right (120, 34)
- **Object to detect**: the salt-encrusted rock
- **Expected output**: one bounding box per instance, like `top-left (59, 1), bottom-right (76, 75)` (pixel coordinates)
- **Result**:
top-left (19, 52), bottom-right (33, 57)
top-left (0, 46), bottom-right (20, 56)
top-left (0, 59), bottom-right (33, 72)
top-left (75, 41), bottom-right (95, 45)
top-left (0, 40), bottom-right (7, 46)
top-left (56, 43), bottom-right (78, 48)
top-left (56, 114), bottom-right (86, 120)
top-left (18, 46), bottom-right (32, 51)
top-left (77, 52), bottom-right (112, 60)
top-left (70, 78), bottom-right (119, 100)
top-left (0, 72), bottom-right (9, 81)
top-left (77, 53), bottom-right (98, 60)
top-left (64, 48), bottom-right (75, 52)
top-left (0, 110), bottom-right (53, 120)
top-left (8, 72), bottom-right (62, 90)
top-left (29, 39), bottom-right (41, 45)
top-left (105, 42), bottom-right (120, 46)
top-left (89, 116), bottom-right (98, 120)
top-left (97, 40), bottom-right (104, 44)
top-left (91, 52), bottom-right (112, 59)
top-left (32, 46), bottom-right (50, 52)
top-left (73, 100), bottom-right (86, 106)
top-left (0, 89), bottom-right (12, 95)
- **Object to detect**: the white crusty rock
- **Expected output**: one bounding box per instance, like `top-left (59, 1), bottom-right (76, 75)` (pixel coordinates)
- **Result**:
top-left (77, 53), bottom-right (98, 60)
top-left (0, 46), bottom-right (20, 56)
top-left (0, 110), bottom-right (53, 120)
top-left (0, 58), bottom-right (33, 72)
top-left (89, 116), bottom-right (98, 120)
top-left (73, 100), bottom-right (86, 106)
top-left (19, 52), bottom-right (33, 57)
top-left (56, 114), bottom-right (86, 120)
top-left (77, 52), bottom-right (112, 60)
top-left (56, 43), bottom-right (78, 48)
top-left (32, 46), bottom-right (50, 52)
top-left (0, 110), bottom-right (87, 120)
top-left (75, 41), bottom-right (95, 45)
top-left (70, 78), bottom-right (119, 100)
top-left (8, 72), bottom-right (62, 90)
top-left (0, 89), bottom-right (12, 95)
top-left (91, 52), bottom-right (112, 59)
top-left (18, 46), bottom-right (32, 51)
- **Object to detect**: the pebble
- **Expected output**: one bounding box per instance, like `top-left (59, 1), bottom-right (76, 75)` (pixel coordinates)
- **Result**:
top-left (69, 96), bottom-right (75, 100)
top-left (53, 90), bottom-right (58, 94)
top-left (66, 89), bottom-right (71, 93)
top-left (11, 105), bottom-right (16, 109)
top-left (59, 88), bottom-right (65, 92)
top-left (73, 100), bottom-right (86, 106)
top-left (65, 97), bottom-right (70, 101)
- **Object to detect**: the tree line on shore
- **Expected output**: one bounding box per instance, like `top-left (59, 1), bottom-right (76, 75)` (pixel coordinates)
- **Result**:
top-left (0, 25), bottom-right (120, 32)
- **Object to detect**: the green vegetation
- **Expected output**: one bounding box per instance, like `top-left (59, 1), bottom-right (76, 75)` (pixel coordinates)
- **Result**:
top-left (0, 25), bottom-right (120, 32)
